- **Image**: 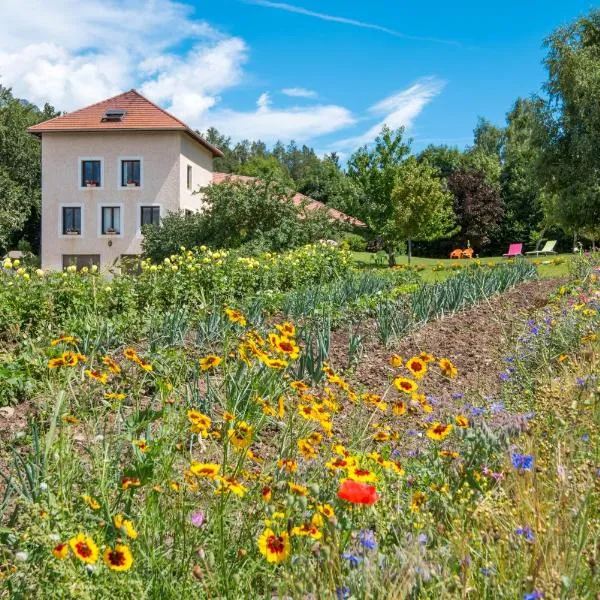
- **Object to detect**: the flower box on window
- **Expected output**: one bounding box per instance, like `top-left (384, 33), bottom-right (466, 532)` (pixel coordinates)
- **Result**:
top-left (85, 180), bottom-right (98, 187)
top-left (65, 229), bottom-right (80, 236)
top-left (126, 180), bottom-right (139, 187)
top-left (104, 228), bottom-right (118, 235)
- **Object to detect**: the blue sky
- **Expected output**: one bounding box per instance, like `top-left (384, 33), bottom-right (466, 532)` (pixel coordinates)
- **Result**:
top-left (0, 0), bottom-right (595, 156)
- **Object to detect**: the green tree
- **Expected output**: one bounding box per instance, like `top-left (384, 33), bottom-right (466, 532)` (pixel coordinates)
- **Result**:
top-left (417, 144), bottom-right (464, 179)
top-left (537, 10), bottom-right (600, 233)
top-left (0, 85), bottom-right (58, 252)
top-left (500, 97), bottom-right (546, 243)
top-left (387, 158), bottom-right (457, 263)
top-left (347, 126), bottom-right (411, 264)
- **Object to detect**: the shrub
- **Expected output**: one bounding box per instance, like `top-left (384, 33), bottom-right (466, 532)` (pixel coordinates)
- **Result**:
top-left (142, 178), bottom-right (342, 261)
top-left (337, 232), bottom-right (367, 252)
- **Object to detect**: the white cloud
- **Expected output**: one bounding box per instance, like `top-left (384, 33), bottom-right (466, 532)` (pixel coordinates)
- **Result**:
top-left (207, 94), bottom-right (356, 143)
top-left (333, 78), bottom-right (446, 150)
top-left (0, 0), bottom-right (445, 150)
top-left (0, 0), bottom-right (245, 116)
top-left (282, 87), bottom-right (318, 98)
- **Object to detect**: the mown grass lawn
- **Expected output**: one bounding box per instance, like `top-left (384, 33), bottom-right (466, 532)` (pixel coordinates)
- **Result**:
top-left (352, 251), bottom-right (571, 281)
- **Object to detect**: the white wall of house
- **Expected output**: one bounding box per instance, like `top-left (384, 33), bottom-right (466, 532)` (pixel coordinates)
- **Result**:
top-left (179, 133), bottom-right (214, 213)
top-left (40, 131), bottom-right (213, 270)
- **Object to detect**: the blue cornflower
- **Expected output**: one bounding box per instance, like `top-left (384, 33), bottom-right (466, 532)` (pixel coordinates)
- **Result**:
top-left (499, 372), bottom-right (510, 382)
top-left (511, 452), bottom-right (534, 471)
top-left (523, 591), bottom-right (544, 600)
top-left (336, 586), bottom-right (351, 599)
top-left (470, 407), bottom-right (485, 417)
top-left (576, 377), bottom-right (586, 387)
top-left (515, 526), bottom-right (534, 542)
top-left (530, 326), bottom-right (540, 335)
top-left (490, 402), bottom-right (505, 413)
top-left (341, 551), bottom-right (362, 567)
top-left (417, 533), bottom-right (428, 545)
top-left (581, 433), bottom-right (590, 442)
top-left (358, 529), bottom-right (377, 551)
top-left (452, 392), bottom-right (464, 400)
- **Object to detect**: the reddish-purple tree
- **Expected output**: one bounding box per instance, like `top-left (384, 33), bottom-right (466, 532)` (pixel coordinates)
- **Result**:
top-left (447, 170), bottom-right (504, 250)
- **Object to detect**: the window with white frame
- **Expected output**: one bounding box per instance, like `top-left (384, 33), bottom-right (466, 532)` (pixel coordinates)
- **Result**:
top-left (81, 160), bottom-right (101, 187)
top-left (121, 159), bottom-right (141, 187)
top-left (187, 165), bottom-right (192, 190)
top-left (140, 206), bottom-right (160, 226)
top-left (101, 206), bottom-right (121, 235)
top-left (62, 206), bottom-right (82, 235)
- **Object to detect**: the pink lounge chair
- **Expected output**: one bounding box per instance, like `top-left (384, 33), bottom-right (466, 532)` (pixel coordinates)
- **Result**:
top-left (503, 243), bottom-right (523, 257)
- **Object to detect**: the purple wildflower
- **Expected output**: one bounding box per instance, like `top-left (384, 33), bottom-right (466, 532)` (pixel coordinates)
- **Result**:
top-left (190, 510), bottom-right (205, 527)
top-left (511, 453), bottom-right (534, 471)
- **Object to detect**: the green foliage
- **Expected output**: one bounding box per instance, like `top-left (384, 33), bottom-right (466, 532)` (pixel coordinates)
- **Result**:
top-left (142, 179), bottom-right (340, 261)
top-left (336, 232), bottom-right (366, 252)
top-left (537, 10), bottom-right (600, 232)
top-left (0, 85), bottom-right (59, 253)
top-left (386, 157), bottom-right (457, 261)
top-left (0, 244), bottom-right (354, 343)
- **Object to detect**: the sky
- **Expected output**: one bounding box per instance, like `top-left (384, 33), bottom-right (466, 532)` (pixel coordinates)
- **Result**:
top-left (0, 0), bottom-right (596, 157)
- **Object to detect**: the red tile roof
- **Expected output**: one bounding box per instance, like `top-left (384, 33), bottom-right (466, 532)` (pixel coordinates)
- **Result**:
top-left (27, 89), bottom-right (223, 157)
top-left (212, 172), bottom-right (365, 227)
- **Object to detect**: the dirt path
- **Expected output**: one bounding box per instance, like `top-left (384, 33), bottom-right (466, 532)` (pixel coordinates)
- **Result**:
top-left (328, 278), bottom-right (563, 399)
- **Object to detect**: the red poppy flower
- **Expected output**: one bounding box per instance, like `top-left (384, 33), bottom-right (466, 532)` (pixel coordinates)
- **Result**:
top-left (337, 480), bottom-right (379, 505)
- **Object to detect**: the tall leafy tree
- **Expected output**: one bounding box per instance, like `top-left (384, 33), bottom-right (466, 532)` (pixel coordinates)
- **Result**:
top-left (387, 157), bottom-right (457, 263)
top-left (447, 169), bottom-right (504, 250)
top-left (347, 126), bottom-right (411, 264)
top-left (0, 85), bottom-right (58, 252)
top-left (500, 97), bottom-right (546, 243)
top-left (537, 10), bottom-right (600, 233)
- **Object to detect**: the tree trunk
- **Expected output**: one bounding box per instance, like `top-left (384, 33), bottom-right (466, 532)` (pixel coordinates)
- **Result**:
top-left (407, 237), bottom-right (412, 265)
top-left (387, 245), bottom-right (396, 267)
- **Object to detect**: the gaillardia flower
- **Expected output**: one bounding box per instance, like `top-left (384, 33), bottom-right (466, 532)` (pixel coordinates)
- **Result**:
top-left (258, 528), bottom-right (290, 563)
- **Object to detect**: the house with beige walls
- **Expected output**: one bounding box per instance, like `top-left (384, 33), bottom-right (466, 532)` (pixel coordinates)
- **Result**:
top-left (28, 89), bottom-right (223, 271)
top-left (29, 89), bottom-right (363, 271)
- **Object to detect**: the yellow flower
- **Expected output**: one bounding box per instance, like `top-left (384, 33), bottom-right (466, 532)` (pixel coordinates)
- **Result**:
top-left (290, 380), bottom-right (308, 392)
top-left (419, 352), bottom-right (435, 363)
top-left (439, 358), bottom-right (458, 378)
top-left (393, 377), bottom-right (418, 394)
top-left (50, 335), bottom-right (76, 347)
top-left (274, 336), bottom-right (300, 360)
top-left (258, 528), bottom-right (290, 563)
top-left (82, 494), bottom-right (100, 510)
top-left (288, 482), bottom-right (308, 496)
top-left (52, 543), bottom-right (69, 559)
top-left (228, 421), bottom-right (254, 449)
top-left (346, 466), bottom-right (377, 483)
top-left (215, 476), bottom-right (247, 497)
top-left (48, 357), bottom-right (66, 369)
top-left (114, 514), bottom-right (138, 539)
top-left (187, 410), bottom-right (211, 436)
top-left (225, 308), bottom-right (247, 327)
top-left (84, 369), bottom-right (109, 384)
top-left (104, 392), bottom-right (126, 400)
top-left (263, 357), bottom-right (288, 370)
top-left (455, 415), bottom-right (469, 428)
top-left (318, 504), bottom-right (335, 519)
top-left (426, 422), bottom-right (453, 441)
top-left (189, 462), bottom-right (221, 479)
top-left (292, 522), bottom-right (322, 540)
top-left (61, 414), bottom-right (79, 424)
top-left (68, 534), bottom-right (99, 564)
top-left (103, 544), bottom-right (134, 571)
top-left (298, 438), bottom-right (318, 459)
top-left (102, 356), bottom-right (121, 374)
top-left (120, 476), bottom-right (141, 490)
top-left (275, 322), bottom-right (296, 337)
top-left (410, 491), bottom-right (427, 513)
top-left (406, 356), bottom-right (427, 379)
top-left (389, 354), bottom-right (403, 368)
top-left (277, 458), bottom-right (298, 473)
top-left (392, 400), bottom-right (407, 416)
top-left (199, 355), bottom-right (222, 371)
